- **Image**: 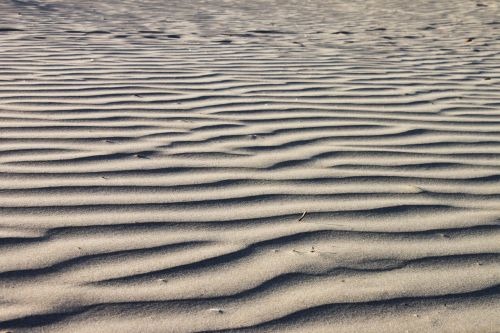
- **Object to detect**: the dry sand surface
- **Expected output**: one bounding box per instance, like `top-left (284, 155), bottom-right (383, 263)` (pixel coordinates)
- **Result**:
top-left (0, 0), bottom-right (500, 332)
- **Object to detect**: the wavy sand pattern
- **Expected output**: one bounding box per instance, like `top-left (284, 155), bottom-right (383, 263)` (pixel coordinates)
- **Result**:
top-left (0, 0), bottom-right (500, 332)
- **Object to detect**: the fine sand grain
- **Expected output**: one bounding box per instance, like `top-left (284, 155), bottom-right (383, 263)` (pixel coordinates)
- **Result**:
top-left (0, 0), bottom-right (499, 332)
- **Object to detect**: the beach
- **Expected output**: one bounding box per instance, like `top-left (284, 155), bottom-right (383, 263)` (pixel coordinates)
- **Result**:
top-left (0, 0), bottom-right (499, 332)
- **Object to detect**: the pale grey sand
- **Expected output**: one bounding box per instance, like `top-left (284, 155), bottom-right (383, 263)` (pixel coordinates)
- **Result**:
top-left (0, 0), bottom-right (499, 332)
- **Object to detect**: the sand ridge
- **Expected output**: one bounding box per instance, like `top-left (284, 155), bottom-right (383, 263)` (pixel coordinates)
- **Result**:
top-left (0, 0), bottom-right (499, 332)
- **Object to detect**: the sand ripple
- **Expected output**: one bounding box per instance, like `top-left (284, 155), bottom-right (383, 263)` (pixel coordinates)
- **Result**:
top-left (0, 0), bottom-right (499, 332)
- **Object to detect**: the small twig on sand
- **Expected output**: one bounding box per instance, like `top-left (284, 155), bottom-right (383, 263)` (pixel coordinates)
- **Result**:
top-left (408, 185), bottom-right (424, 193)
top-left (298, 211), bottom-right (307, 222)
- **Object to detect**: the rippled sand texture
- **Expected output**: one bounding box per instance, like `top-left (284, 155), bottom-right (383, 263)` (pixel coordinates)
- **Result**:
top-left (1, 0), bottom-right (500, 332)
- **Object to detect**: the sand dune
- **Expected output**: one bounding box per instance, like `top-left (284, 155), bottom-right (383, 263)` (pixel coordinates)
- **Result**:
top-left (0, 0), bottom-right (499, 332)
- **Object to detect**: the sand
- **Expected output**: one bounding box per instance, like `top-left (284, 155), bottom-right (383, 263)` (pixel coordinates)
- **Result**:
top-left (0, 0), bottom-right (499, 332)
